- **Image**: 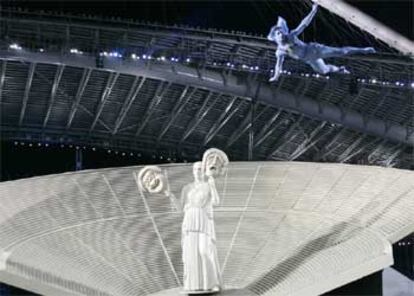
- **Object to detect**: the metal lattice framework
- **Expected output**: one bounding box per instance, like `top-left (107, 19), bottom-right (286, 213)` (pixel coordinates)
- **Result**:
top-left (0, 8), bottom-right (413, 168)
top-left (0, 162), bottom-right (413, 295)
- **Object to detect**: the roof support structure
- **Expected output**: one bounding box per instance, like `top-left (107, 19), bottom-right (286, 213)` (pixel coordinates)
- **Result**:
top-left (0, 60), bottom-right (6, 102)
top-left (112, 77), bottom-right (146, 135)
top-left (367, 139), bottom-right (388, 162)
top-left (267, 115), bottom-right (305, 159)
top-left (42, 65), bottom-right (65, 128)
top-left (3, 52), bottom-right (413, 146)
top-left (254, 110), bottom-right (283, 148)
top-left (340, 138), bottom-right (382, 163)
top-left (180, 92), bottom-right (217, 143)
top-left (336, 135), bottom-right (368, 162)
top-left (66, 68), bottom-right (92, 129)
top-left (157, 86), bottom-right (195, 143)
top-left (288, 121), bottom-right (327, 160)
top-left (384, 144), bottom-right (404, 167)
top-left (317, 127), bottom-right (348, 160)
top-left (89, 72), bottom-right (119, 132)
top-left (226, 106), bottom-right (270, 148)
top-left (203, 96), bottom-right (238, 146)
top-left (134, 81), bottom-right (170, 138)
top-left (18, 62), bottom-right (36, 126)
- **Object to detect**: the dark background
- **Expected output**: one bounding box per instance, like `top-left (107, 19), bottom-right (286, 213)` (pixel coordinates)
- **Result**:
top-left (1, 0), bottom-right (413, 41)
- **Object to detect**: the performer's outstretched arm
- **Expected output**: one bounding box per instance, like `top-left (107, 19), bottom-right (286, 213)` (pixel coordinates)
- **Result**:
top-left (291, 4), bottom-right (318, 36)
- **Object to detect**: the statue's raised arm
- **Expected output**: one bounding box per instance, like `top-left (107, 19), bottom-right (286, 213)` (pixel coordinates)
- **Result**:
top-left (136, 166), bottom-right (182, 212)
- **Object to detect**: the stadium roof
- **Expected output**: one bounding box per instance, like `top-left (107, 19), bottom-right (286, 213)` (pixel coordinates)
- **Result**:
top-left (0, 7), bottom-right (413, 168)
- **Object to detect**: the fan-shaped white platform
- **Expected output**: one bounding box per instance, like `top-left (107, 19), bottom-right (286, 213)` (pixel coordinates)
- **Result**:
top-left (0, 162), bottom-right (413, 296)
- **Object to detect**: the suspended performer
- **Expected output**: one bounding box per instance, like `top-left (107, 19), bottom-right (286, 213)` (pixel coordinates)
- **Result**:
top-left (267, 3), bottom-right (375, 82)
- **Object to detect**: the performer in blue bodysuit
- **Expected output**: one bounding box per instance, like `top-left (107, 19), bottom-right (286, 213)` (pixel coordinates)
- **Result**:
top-left (268, 3), bottom-right (375, 82)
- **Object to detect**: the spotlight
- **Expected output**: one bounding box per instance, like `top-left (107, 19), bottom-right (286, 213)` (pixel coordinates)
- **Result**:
top-left (61, 144), bottom-right (65, 148)
top-left (29, 143), bottom-right (33, 147)
top-left (122, 152), bottom-right (125, 156)
top-left (130, 152), bottom-right (133, 156)
top-left (131, 53), bottom-right (137, 59)
top-left (38, 143), bottom-right (42, 146)
top-left (186, 58), bottom-right (191, 63)
top-left (9, 43), bottom-right (22, 50)
top-left (20, 142), bottom-right (25, 146)
top-left (39, 48), bottom-right (44, 52)
top-left (255, 66), bottom-right (259, 70)
top-left (160, 56), bottom-right (166, 61)
top-left (411, 82), bottom-right (414, 88)
top-left (45, 143), bottom-right (49, 147)
top-left (92, 147), bottom-right (96, 151)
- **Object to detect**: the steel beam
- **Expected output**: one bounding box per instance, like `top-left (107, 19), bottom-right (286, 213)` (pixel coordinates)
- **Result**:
top-left (112, 77), bottom-right (146, 135)
top-left (180, 92), bottom-right (217, 143)
top-left (384, 145), bottom-right (404, 167)
top-left (337, 135), bottom-right (367, 163)
top-left (43, 65), bottom-right (65, 128)
top-left (203, 96), bottom-right (238, 146)
top-left (0, 60), bottom-right (6, 102)
top-left (18, 62), bottom-right (36, 126)
top-left (89, 72), bottom-right (119, 132)
top-left (267, 116), bottom-right (305, 159)
top-left (225, 106), bottom-right (270, 148)
top-left (367, 139), bottom-right (388, 162)
top-left (157, 86), bottom-right (195, 143)
top-left (341, 138), bottom-right (382, 163)
top-left (3, 52), bottom-right (414, 146)
top-left (288, 121), bottom-right (327, 160)
top-left (135, 81), bottom-right (170, 138)
top-left (317, 127), bottom-right (348, 160)
top-left (254, 110), bottom-right (283, 148)
top-left (66, 68), bottom-right (92, 129)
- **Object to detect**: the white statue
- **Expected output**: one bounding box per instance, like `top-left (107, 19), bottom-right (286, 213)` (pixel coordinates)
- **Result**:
top-left (137, 149), bottom-right (228, 293)
top-left (180, 161), bottom-right (222, 292)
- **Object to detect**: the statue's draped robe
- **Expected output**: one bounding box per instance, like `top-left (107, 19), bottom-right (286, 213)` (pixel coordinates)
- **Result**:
top-left (181, 182), bottom-right (221, 291)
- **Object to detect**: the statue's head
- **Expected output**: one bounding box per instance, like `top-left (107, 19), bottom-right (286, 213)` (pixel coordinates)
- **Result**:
top-left (193, 161), bottom-right (204, 182)
top-left (137, 166), bottom-right (166, 193)
top-left (267, 17), bottom-right (289, 44)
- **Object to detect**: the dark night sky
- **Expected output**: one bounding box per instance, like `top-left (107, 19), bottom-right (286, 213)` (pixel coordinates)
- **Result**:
top-left (1, 0), bottom-right (413, 40)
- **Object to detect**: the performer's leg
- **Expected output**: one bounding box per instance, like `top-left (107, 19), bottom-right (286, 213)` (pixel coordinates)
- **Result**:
top-left (309, 59), bottom-right (349, 74)
top-left (317, 44), bottom-right (375, 59)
